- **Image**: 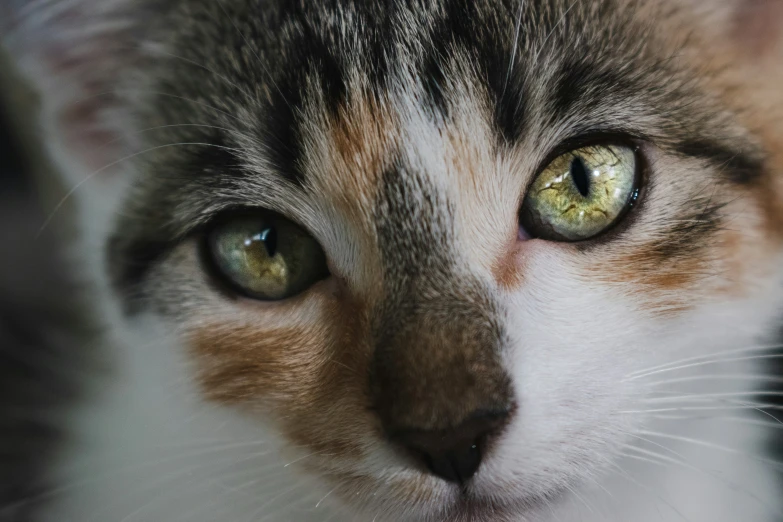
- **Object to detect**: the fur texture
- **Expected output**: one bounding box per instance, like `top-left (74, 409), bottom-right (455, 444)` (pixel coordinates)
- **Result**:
top-left (3, 0), bottom-right (783, 521)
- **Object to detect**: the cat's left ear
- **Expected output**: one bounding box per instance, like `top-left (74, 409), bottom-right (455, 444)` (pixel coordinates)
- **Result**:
top-left (1, 0), bottom-right (160, 190)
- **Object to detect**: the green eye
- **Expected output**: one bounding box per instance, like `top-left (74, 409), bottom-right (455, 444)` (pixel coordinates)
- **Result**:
top-left (208, 213), bottom-right (330, 300)
top-left (520, 144), bottom-right (641, 242)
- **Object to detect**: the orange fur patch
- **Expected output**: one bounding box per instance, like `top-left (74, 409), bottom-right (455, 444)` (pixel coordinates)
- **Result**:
top-left (302, 90), bottom-right (400, 294)
top-left (492, 238), bottom-right (526, 290)
top-left (188, 292), bottom-right (375, 461)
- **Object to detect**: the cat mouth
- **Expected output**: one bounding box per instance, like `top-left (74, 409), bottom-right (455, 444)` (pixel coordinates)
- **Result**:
top-left (330, 468), bottom-right (559, 522)
top-left (394, 476), bottom-right (565, 522)
top-left (438, 490), bottom-right (557, 522)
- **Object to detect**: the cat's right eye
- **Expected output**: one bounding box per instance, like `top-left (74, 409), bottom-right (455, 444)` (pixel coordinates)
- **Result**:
top-left (519, 144), bottom-right (641, 242)
top-left (206, 213), bottom-right (330, 301)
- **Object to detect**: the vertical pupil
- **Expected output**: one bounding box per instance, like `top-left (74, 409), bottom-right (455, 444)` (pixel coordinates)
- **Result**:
top-left (254, 226), bottom-right (278, 257)
top-left (570, 157), bottom-right (590, 197)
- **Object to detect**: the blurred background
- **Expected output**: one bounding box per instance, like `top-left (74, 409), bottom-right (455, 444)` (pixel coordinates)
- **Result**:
top-left (0, 50), bottom-right (86, 521)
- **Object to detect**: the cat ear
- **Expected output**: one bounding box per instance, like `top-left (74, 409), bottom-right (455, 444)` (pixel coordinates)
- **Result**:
top-left (1, 0), bottom-right (157, 188)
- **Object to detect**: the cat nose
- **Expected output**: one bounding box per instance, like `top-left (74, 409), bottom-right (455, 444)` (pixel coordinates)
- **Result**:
top-left (393, 409), bottom-right (510, 485)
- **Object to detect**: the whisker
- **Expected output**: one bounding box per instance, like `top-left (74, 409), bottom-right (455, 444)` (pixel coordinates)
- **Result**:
top-left (622, 445), bottom-right (779, 515)
top-left (99, 123), bottom-right (248, 148)
top-left (137, 46), bottom-right (258, 103)
top-left (167, 463), bottom-right (305, 522)
top-left (641, 373), bottom-right (783, 388)
top-left (284, 450), bottom-right (334, 468)
top-left (748, 402), bottom-right (783, 425)
top-left (37, 141), bottom-right (241, 237)
top-left (315, 486), bottom-right (338, 509)
top-left (626, 345), bottom-right (783, 380)
top-left (619, 450), bottom-right (669, 468)
top-left (647, 414), bottom-right (783, 430)
top-left (563, 483), bottom-right (596, 516)
top-left (92, 448), bottom-right (276, 522)
top-left (637, 429), bottom-right (783, 471)
top-left (250, 482), bottom-right (308, 522)
top-left (607, 459), bottom-right (691, 521)
top-left (502, 0), bottom-right (526, 100)
top-left (6, 438), bottom-right (270, 511)
top-left (624, 403), bottom-right (783, 414)
top-left (643, 391), bottom-right (783, 403)
top-left (622, 431), bottom-right (690, 462)
top-left (532, 0), bottom-right (579, 65)
top-left (61, 89), bottom-right (243, 122)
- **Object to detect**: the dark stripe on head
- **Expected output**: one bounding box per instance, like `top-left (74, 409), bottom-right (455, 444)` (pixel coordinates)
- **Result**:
top-left (420, 44), bottom-right (450, 119)
top-left (551, 57), bottom-right (638, 124)
top-left (257, 70), bottom-right (304, 187)
top-left (421, 0), bottom-right (527, 142)
top-left (255, 8), bottom-right (350, 187)
top-left (674, 138), bottom-right (766, 185)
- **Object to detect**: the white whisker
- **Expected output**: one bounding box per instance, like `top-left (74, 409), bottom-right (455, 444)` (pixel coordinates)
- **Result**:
top-left (607, 459), bottom-right (691, 521)
top-left (641, 373), bottom-right (783, 388)
top-left (626, 345), bottom-right (782, 380)
top-left (622, 443), bottom-right (782, 516)
top-left (503, 0), bottom-right (526, 100)
top-left (644, 391), bottom-right (783, 404)
top-left (37, 141), bottom-right (242, 237)
top-left (315, 486), bottom-right (337, 509)
top-left (637, 430), bottom-right (783, 470)
top-left (532, 0), bottom-right (579, 65)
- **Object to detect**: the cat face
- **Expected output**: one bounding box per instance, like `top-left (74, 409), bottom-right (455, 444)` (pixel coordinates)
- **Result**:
top-left (5, 0), bottom-right (783, 520)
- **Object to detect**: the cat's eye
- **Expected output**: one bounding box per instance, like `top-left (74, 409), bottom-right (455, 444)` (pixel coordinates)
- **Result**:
top-left (519, 144), bottom-right (641, 242)
top-left (207, 213), bottom-right (330, 300)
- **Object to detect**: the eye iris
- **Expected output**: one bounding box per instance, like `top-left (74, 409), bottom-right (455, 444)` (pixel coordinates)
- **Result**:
top-left (209, 215), bottom-right (329, 301)
top-left (520, 144), bottom-right (638, 242)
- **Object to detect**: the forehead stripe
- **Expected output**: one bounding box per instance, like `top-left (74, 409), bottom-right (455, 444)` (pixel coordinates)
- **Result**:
top-left (674, 138), bottom-right (765, 185)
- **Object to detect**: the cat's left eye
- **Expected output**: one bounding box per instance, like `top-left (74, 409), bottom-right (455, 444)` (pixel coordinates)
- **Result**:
top-left (207, 213), bottom-right (330, 301)
top-left (519, 144), bottom-right (641, 242)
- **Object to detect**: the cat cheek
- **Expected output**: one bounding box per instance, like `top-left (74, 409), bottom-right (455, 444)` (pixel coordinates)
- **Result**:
top-left (493, 239), bottom-right (526, 291)
top-left (183, 298), bottom-right (374, 463)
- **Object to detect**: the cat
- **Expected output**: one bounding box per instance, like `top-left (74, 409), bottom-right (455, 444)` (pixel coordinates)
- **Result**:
top-left (3, 0), bottom-right (783, 520)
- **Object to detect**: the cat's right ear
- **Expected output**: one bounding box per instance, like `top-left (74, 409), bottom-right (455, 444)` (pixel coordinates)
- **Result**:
top-left (1, 0), bottom-right (158, 189)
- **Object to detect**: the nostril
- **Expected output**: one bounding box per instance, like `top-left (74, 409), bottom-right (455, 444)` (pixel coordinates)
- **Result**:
top-left (394, 409), bottom-right (510, 485)
top-left (418, 439), bottom-right (483, 485)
